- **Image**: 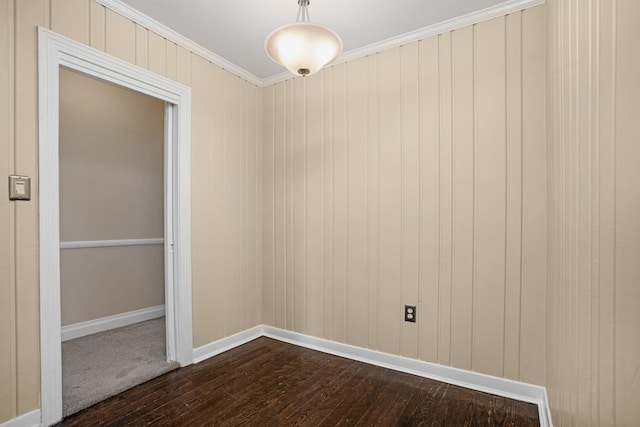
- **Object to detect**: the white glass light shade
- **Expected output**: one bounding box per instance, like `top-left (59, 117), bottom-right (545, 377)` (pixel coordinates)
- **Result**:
top-left (265, 22), bottom-right (342, 76)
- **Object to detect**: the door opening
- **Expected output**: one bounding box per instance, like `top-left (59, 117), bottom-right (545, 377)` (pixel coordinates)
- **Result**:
top-left (38, 28), bottom-right (193, 426)
top-left (58, 68), bottom-right (173, 416)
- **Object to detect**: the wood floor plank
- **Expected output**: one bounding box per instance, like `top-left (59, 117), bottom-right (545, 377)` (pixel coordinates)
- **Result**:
top-left (55, 337), bottom-right (540, 426)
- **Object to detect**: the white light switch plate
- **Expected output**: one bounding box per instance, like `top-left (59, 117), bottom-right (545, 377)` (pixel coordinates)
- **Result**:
top-left (9, 175), bottom-right (31, 201)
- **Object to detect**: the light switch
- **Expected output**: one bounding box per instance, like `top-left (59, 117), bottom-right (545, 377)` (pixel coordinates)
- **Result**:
top-left (9, 175), bottom-right (31, 201)
top-left (15, 182), bottom-right (25, 195)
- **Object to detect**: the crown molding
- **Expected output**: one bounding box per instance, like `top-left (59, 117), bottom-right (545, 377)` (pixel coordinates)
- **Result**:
top-left (96, 0), bottom-right (544, 88)
top-left (94, 0), bottom-right (263, 86)
top-left (264, 0), bottom-right (545, 86)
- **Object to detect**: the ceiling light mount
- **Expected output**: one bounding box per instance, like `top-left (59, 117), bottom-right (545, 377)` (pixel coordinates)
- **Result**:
top-left (265, 0), bottom-right (343, 77)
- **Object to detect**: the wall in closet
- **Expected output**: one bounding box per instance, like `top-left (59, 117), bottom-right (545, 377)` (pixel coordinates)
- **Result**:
top-left (59, 68), bottom-right (165, 326)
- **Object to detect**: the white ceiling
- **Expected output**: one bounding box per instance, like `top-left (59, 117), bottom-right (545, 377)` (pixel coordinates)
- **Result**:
top-left (118, 0), bottom-right (511, 81)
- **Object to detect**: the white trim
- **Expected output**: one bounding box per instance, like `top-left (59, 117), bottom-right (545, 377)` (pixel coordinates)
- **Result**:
top-left (93, 0), bottom-right (262, 87)
top-left (193, 325), bottom-right (552, 427)
top-left (262, 326), bottom-right (553, 427)
top-left (0, 410), bottom-right (40, 427)
top-left (260, 0), bottom-right (546, 86)
top-left (60, 238), bottom-right (164, 249)
top-left (96, 0), bottom-right (543, 87)
top-left (61, 305), bottom-right (165, 342)
top-left (38, 27), bottom-right (193, 426)
top-left (192, 326), bottom-right (263, 364)
top-left (163, 103), bottom-right (176, 362)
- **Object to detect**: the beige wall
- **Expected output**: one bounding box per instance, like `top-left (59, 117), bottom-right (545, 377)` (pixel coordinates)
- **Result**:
top-left (3, 0), bottom-right (639, 425)
top-left (60, 246), bottom-right (165, 325)
top-left (0, 0), bottom-right (262, 423)
top-left (261, 6), bottom-right (547, 385)
top-left (546, 0), bottom-right (640, 426)
top-left (59, 68), bottom-right (165, 325)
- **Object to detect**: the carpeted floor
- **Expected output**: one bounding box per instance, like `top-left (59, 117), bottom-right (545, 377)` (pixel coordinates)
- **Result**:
top-left (62, 317), bottom-right (179, 417)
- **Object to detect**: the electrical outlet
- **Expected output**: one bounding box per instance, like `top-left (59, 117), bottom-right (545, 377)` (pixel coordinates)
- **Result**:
top-left (404, 305), bottom-right (416, 323)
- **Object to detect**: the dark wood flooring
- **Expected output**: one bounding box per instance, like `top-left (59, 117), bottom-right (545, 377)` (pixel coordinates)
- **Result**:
top-left (55, 337), bottom-right (540, 426)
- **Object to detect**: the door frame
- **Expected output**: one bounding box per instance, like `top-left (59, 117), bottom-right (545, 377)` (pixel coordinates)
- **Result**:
top-left (38, 28), bottom-right (193, 425)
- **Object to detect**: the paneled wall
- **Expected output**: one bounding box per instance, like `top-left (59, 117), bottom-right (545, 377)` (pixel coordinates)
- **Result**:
top-left (546, 0), bottom-right (640, 426)
top-left (0, 0), bottom-right (261, 423)
top-left (262, 6), bottom-right (547, 385)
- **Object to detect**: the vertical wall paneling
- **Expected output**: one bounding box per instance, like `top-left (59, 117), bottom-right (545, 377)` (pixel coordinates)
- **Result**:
top-left (4, 0), bottom-right (263, 422)
top-left (346, 57), bottom-right (368, 348)
top-left (437, 32), bottom-right (453, 366)
top-left (450, 25), bottom-right (474, 371)
top-left (503, 12), bottom-right (523, 382)
top-left (15, 0), bottom-right (47, 414)
top-left (418, 36), bottom-right (441, 363)
top-left (219, 62), bottom-right (233, 339)
top-left (304, 72), bottom-right (324, 338)
top-left (400, 42), bottom-right (420, 359)
top-left (89, 1), bottom-right (105, 51)
top-left (377, 48), bottom-right (402, 356)
top-left (134, 24), bottom-right (147, 68)
top-left (594, 1), bottom-right (616, 423)
top-left (520, 5), bottom-right (546, 386)
top-left (366, 55), bottom-right (379, 350)
top-left (11, 1), bottom-right (640, 424)
top-left (165, 41), bottom-right (177, 81)
top-left (0, 0), bottom-right (15, 422)
top-left (473, 16), bottom-right (507, 378)
top-left (614, 3), bottom-right (640, 425)
top-left (322, 68), bottom-right (333, 339)
top-left (175, 46), bottom-right (191, 85)
top-left (331, 63), bottom-right (348, 343)
top-left (262, 7), bottom-right (547, 387)
top-left (218, 68), bottom-right (231, 336)
top-left (262, 85), bottom-right (275, 326)
top-left (293, 76), bottom-right (305, 333)
top-left (576, 2), bottom-right (592, 422)
top-left (285, 79), bottom-right (294, 331)
top-left (189, 55), bottom-right (213, 346)
top-left (274, 81), bottom-right (286, 329)
top-left (147, 31), bottom-right (166, 77)
top-left (257, 83), bottom-right (264, 326)
top-left (50, 0), bottom-right (89, 44)
top-left (547, 0), bottom-right (640, 425)
top-left (105, 8), bottom-right (134, 63)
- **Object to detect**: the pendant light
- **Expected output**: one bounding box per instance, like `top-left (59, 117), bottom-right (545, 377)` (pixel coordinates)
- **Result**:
top-left (265, 0), bottom-right (343, 77)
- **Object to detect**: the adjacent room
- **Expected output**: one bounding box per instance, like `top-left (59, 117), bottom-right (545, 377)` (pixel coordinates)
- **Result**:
top-left (1, 0), bottom-right (638, 426)
top-left (58, 67), bottom-right (176, 416)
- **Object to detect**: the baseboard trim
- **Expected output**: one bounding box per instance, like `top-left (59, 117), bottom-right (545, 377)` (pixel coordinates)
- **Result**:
top-left (262, 326), bottom-right (553, 427)
top-left (188, 325), bottom-right (552, 426)
top-left (192, 326), bottom-right (263, 364)
top-left (0, 410), bottom-right (40, 427)
top-left (61, 305), bottom-right (165, 342)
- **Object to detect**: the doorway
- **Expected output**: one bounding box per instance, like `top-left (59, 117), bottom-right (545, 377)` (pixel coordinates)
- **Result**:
top-left (38, 28), bottom-right (193, 426)
top-left (58, 67), bottom-right (175, 416)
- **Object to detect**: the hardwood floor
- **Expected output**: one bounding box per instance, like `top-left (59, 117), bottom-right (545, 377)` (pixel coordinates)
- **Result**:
top-left (55, 337), bottom-right (540, 426)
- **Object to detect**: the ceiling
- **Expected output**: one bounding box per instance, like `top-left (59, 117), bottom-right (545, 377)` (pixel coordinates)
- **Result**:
top-left (118, 0), bottom-right (510, 81)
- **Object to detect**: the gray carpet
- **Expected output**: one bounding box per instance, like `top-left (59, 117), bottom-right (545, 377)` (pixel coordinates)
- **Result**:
top-left (62, 317), bottom-right (179, 417)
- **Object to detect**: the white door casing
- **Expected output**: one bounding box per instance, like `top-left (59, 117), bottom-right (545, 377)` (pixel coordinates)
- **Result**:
top-left (38, 27), bottom-right (193, 426)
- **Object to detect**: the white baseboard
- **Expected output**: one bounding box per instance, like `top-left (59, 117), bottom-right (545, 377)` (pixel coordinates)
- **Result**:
top-left (61, 305), bottom-right (165, 342)
top-left (0, 410), bottom-right (40, 427)
top-left (192, 326), bottom-right (263, 363)
top-left (192, 325), bottom-right (552, 427)
top-left (262, 326), bottom-right (553, 427)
